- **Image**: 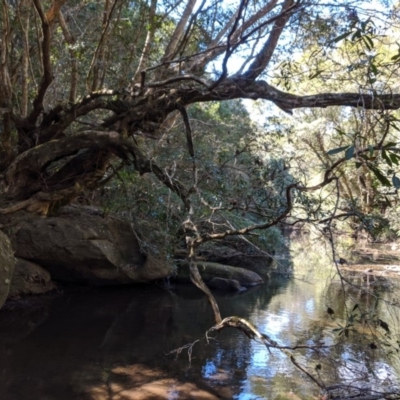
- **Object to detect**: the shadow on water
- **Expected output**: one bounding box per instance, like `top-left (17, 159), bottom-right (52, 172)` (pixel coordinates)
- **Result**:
top-left (0, 235), bottom-right (400, 399)
top-left (0, 278), bottom-right (289, 400)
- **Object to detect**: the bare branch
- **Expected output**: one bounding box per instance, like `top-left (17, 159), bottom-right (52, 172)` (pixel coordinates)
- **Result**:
top-left (209, 0), bottom-right (248, 90)
top-left (147, 74), bottom-right (210, 89)
top-left (162, 0), bottom-right (198, 63)
top-left (131, 0), bottom-right (158, 85)
top-left (186, 79), bottom-right (400, 112)
top-left (0, 0), bottom-right (13, 171)
top-left (28, 0), bottom-right (55, 125)
top-left (209, 316), bottom-right (324, 388)
top-left (190, 0), bottom-right (279, 71)
top-left (58, 10), bottom-right (78, 103)
top-left (45, 0), bottom-right (67, 23)
top-left (1, 130), bottom-right (191, 210)
top-left (175, 0), bottom-right (208, 58)
top-left (17, 0), bottom-right (30, 117)
top-left (177, 104), bottom-right (194, 157)
top-left (243, 0), bottom-right (297, 80)
top-left (86, 0), bottom-right (118, 91)
top-left (189, 258), bottom-right (222, 323)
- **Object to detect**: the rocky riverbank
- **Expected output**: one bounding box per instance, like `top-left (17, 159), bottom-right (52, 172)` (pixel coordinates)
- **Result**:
top-left (0, 206), bottom-right (273, 308)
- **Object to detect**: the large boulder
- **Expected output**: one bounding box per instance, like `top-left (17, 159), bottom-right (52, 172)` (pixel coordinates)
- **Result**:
top-left (208, 277), bottom-right (246, 292)
top-left (4, 206), bottom-right (172, 285)
top-left (0, 230), bottom-right (16, 308)
top-left (177, 261), bottom-right (263, 287)
top-left (8, 258), bottom-right (56, 298)
top-left (198, 245), bottom-right (273, 278)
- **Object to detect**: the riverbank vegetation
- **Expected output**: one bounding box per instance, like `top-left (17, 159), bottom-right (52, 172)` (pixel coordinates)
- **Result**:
top-left (1, 0), bottom-right (400, 395)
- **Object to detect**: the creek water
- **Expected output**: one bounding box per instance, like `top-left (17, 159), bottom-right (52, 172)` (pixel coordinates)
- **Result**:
top-left (1, 236), bottom-right (400, 400)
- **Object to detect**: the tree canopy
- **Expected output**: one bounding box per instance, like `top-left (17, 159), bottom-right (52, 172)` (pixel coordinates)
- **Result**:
top-left (1, 0), bottom-right (400, 217)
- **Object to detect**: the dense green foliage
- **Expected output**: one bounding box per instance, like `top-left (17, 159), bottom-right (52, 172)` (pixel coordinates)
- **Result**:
top-left (101, 99), bottom-right (289, 266)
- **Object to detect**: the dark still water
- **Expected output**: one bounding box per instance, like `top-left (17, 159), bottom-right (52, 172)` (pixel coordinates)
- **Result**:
top-left (1, 237), bottom-right (400, 400)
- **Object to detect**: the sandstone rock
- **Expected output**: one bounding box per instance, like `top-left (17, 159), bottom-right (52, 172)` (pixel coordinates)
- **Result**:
top-left (198, 245), bottom-right (273, 278)
top-left (8, 258), bottom-right (56, 298)
top-left (208, 277), bottom-right (246, 292)
top-left (177, 261), bottom-right (263, 287)
top-left (5, 206), bottom-right (172, 285)
top-left (0, 230), bottom-right (16, 309)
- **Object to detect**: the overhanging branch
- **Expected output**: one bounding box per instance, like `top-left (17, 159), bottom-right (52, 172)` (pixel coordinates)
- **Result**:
top-left (1, 130), bottom-right (191, 210)
top-left (186, 79), bottom-right (400, 111)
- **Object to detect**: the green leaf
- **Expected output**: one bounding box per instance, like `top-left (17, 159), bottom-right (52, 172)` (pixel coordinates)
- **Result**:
top-left (391, 53), bottom-right (400, 61)
top-left (390, 123), bottom-right (400, 132)
top-left (392, 175), bottom-right (400, 189)
top-left (345, 145), bottom-right (355, 160)
top-left (362, 35), bottom-right (374, 50)
top-left (351, 30), bottom-right (361, 41)
top-left (383, 141), bottom-right (397, 148)
top-left (370, 63), bottom-right (378, 75)
top-left (382, 150), bottom-right (392, 167)
top-left (327, 145), bottom-right (350, 156)
top-left (334, 128), bottom-right (346, 136)
top-left (352, 303), bottom-right (359, 312)
top-left (333, 31), bottom-right (352, 43)
top-left (390, 153), bottom-right (399, 166)
top-left (369, 166), bottom-right (391, 187)
top-left (309, 70), bottom-right (324, 79)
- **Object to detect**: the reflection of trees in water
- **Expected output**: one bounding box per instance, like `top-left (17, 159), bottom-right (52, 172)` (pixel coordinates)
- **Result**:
top-left (0, 282), bottom-right (287, 400)
top-left (2, 238), bottom-right (398, 399)
top-left (309, 272), bottom-right (400, 392)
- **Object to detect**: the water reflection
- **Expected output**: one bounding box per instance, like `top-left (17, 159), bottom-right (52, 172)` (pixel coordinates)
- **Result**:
top-left (0, 236), bottom-right (399, 399)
